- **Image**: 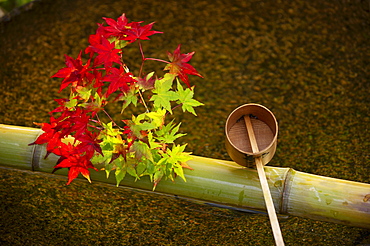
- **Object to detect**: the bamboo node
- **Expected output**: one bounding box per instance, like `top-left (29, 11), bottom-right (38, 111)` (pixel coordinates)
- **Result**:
top-left (363, 194), bottom-right (370, 202)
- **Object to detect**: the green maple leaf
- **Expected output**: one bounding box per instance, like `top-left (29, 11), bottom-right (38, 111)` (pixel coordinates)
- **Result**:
top-left (76, 86), bottom-right (92, 102)
top-left (134, 113), bottom-right (157, 131)
top-left (115, 167), bottom-right (126, 186)
top-left (135, 160), bottom-right (148, 177)
top-left (125, 113), bottom-right (157, 139)
top-left (153, 169), bottom-right (164, 190)
top-left (167, 144), bottom-right (192, 182)
top-left (91, 150), bottom-right (112, 170)
top-left (64, 94), bottom-right (78, 109)
top-left (79, 92), bottom-right (104, 113)
top-left (151, 144), bottom-right (192, 190)
top-left (148, 132), bottom-right (162, 149)
top-left (126, 163), bottom-right (139, 179)
top-left (146, 108), bottom-right (166, 128)
top-left (139, 121), bottom-right (157, 131)
top-left (108, 36), bottom-right (129, 50)
top-left (132, 141), bottom-right (153, 162)
top-left (174, 165), bottom-right (185, 182)
top-left (155, 120), bottom-right (186, 144)
top-left (102, 122), bottom-right (121, 137)
top-left (120, 88), bottom-right (138, 113)
top-left (150, 73), bottom-right (179, 113)
top-left (176, 81), bottom-right (204, 116)
top-left (98, 122), bottom-right (123, 149)
top-left (167, 144), bottom-right (192, 163)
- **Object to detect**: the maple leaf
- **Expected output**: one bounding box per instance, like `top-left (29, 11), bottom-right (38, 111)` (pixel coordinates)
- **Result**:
top-left (152, 168), bottom-right (164, 190)
top-left (75, 86), bottom-right (92, 102)
top-left (137, 72), bottom-right (156, 91)
top-left (114, 167), bottom-right (126, 186)
top-left (30, 120), bottom-right (62, 157)
top-left (74, 131), bottom-right (103, 156)
top-left (154, 120), bottom-right (186, 144)
top-left (85, 34), bottom-right (122, 67)
top-left (166, 144), bottom-right (192, 181)
top-left (148, 132), bottom-right (162, 149)
top-left (42, 108), bottom-right (93, 150)
top-left (132, 141), bottom-right (153, 162)
top-left (103, 66), bottom-right (137, 97)
top-left (90, 69), bottom-right (105, 96)
top-left (119, 87), bottom-right (138, 113)
top-left (52, 51), bottom-right (93, 92)
top-left (62, 108), bottom-right (91, 139)
top-left (80, 93), bottom-right (106, 116)
top-left (176, 81), bottom-right (204, 116)
top-left (98, 13), bottom-right (162, 43)
top-left (150, 73), bottom-right (179, 113)
top-left (146, 108), bottom-right (166, 128)
top-left (123, 21), bottom-right (163, 43)
top-left (49, 98), bottom-right (68, 114)
top-left (53, 143), bottom-right (98, 185)
top-left (110, 142), bottom-right (128, 163)
top-left (123, 113), bottom-right (157, 140)
top-left (164, 44), bottom-right (203, 88)
top-left (30, 122), bottom-right (56, 145)
top-left (101, 13), bottom-right (130, 39)
top-left (85, 33), bottom-right (101, 56)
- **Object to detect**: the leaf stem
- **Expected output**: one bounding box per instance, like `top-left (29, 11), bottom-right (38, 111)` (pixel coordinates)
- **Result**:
top-left (171, 103), bottom-right (183, 112)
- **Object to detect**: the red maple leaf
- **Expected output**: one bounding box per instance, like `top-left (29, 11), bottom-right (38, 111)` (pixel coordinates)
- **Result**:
top-left (98, 13), bottom-right (162, 42)
top-left (85, 34), bottom-right (122, 67)
top-left (137, 73), bottom-right (156, 90)
top-left (92, 69), bottom-right (104, 88)
top-left (103, 66), bottom-right (137, 97)
top-left (100, 13), bottom-right (130, 39)
top-left (53, 143), bottom-right (98, 185)
top-left (164, 44), bottom-right (203, 88)
top-left (85, 33), bottom-right (101, 56)
top-left (33, 110), bottom-right (102, 185)
top-left (123, 21), bottom-right (163, 43)
top-left (52, 51), bottom-right (93, 92)
top-left (74, 133), bottom-right (103, 158)
top-left (30, 121), bottom-right (57, 145)
top-left (30, 121), bottom-right (62, 159)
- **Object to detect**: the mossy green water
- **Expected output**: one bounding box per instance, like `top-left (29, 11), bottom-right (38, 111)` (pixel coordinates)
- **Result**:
top-left (0, 0), bottom-right (369, 245)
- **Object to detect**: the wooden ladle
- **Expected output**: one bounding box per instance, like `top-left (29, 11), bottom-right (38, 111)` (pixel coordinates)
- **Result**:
top-left (244, 114), bottom-right (284, 246)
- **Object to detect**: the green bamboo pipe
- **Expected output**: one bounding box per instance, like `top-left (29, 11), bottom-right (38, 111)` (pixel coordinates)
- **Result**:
top-left (0, 124), bottom-right (369, 229)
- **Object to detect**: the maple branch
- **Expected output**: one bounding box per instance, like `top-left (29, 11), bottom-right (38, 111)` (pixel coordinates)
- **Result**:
top-left (90, 114), bottom-right (105, 130)
top-left (138, 90), bottom-right (150, 113)
top-left (136, 41), bottom-right (150, 113)
top-left (144, 57), bottom-right (170, 64)
top-left (87, 123), bottom-right (103, 131)
top-left (138, 41), bottom-right (145, 77)
top-left (138, 41), bottom-right (170, 76)
top-left (93, 114), bottom-right (103, 127)
top-left (89, 118), bottom-right (103, 127)
top-left (102, 109), bottom-right (124, 130)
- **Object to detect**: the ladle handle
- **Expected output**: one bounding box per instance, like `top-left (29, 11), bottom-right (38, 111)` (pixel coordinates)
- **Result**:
top-left (244, 115), bottom-right (285, 246)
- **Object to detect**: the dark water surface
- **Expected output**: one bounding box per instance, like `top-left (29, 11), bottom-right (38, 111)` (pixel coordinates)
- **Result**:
top-left (0, 0), bottom-right (369, 245)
